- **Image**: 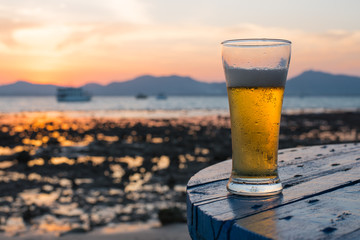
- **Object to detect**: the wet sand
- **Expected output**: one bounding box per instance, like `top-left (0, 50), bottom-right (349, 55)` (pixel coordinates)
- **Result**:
top-left (0, 223), bottom-right (191, 240)
top-left (0, 110), bottom-right (358, 238)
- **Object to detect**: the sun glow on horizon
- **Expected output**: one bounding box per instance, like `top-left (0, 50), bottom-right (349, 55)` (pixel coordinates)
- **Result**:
top-left (0, 0), bottom-right (359, 86)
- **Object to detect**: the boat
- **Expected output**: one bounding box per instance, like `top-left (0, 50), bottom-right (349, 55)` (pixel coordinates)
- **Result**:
top-left (156, 93), bottom-right (167, 100)
top-left (135, 93), bottom-right (148, 99)
top-left (57, 87), bottom-right (91, 102)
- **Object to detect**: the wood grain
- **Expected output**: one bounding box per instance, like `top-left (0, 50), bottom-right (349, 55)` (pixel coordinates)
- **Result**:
top-left (187, 143), bottom-right (360, 240)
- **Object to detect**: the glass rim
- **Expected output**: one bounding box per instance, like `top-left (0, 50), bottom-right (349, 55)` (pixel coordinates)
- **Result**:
top-left (221, 38), bottom-right (291, 47)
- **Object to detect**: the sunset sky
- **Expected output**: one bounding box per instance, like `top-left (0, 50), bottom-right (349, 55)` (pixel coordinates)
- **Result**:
top-left (0, 0), bottom-right (359, 86)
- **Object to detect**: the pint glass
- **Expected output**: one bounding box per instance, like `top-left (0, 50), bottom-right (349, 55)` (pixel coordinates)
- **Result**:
top-left (222, 39), bottom-right (291, 196)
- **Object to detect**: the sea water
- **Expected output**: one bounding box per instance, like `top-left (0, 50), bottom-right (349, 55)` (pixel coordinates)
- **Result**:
top-left (0, 96), bottom-right (359, 114)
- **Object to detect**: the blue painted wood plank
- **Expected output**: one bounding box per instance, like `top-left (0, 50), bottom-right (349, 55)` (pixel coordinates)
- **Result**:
top-left (187, 160), bottom-right (231, 188)
top-left (193, 160), bottom-right (360, 232)
top-left (188, 143), bottom-right (359, 187)
top-left (235, 183), bottom-right (360, 239)
top-left (212, 161), bottom-right (360, 219)
top-left (187, 143), bottom-right (360, 240)
top-left (188, 144), bottom-right (360, 206)
top-left (340, 228), bottom-right (360, 240)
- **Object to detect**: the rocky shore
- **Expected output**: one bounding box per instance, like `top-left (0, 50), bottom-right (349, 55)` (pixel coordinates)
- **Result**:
top-left (0, 111), bottom-right (359, 237)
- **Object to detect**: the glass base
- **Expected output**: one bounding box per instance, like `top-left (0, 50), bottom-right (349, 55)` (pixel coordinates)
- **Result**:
top-left (227, 177), bottom-right (283, 196)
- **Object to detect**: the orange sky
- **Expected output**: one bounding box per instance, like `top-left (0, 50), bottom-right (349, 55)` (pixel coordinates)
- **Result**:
top-left (0, 0), bottom-right (359, 86)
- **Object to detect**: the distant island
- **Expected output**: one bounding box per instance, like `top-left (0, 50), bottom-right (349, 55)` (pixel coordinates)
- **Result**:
top-left (0, 70), bottom-right (359, 96)
top-left (284, 70), bottom-right (360, 96)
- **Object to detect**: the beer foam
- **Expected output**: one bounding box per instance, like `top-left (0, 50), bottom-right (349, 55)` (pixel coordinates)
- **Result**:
top-left (224, 67), bottom-right (288, 87)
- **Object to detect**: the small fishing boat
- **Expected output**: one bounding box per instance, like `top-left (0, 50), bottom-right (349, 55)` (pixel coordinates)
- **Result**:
top-left (135, 93), bottom-right (148, 99)
top-left (57, 88), bottom-right (91, 102)
top-left (156, 93), bottom-right (167, 100)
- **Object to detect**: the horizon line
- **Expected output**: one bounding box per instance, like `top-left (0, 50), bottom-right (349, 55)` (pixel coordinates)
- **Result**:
top-left (1, 69), bottom-right (359, 87)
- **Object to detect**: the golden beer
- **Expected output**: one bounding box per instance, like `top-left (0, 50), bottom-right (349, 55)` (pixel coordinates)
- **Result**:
top-left (227, 86), bottom-right (284, 181)
top-left (221, 39), bottom-right (291, 196)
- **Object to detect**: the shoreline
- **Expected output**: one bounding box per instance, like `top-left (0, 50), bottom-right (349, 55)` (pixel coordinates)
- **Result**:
top-left (1, 108), bottom-right (360, 120)
top-left (0, 109), bottom-right (229, 119)
top-left (0, 223), bottom-right (191, 240)
top-left (0, 110), bottom-right (358, 238)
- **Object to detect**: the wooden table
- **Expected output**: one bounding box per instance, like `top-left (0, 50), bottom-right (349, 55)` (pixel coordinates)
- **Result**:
top-left (186, 143), bottom-right (360, 240)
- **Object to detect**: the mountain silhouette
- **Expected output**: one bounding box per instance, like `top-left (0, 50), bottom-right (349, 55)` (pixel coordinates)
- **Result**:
top-left (0, 81), bottom-right (58, 96)
top-left (0, 75), bottom-right (226, 96)
top-left (285, 70), bottom-right (360, 96)
top-left (97, 75), bottom-right (226, 95)
top-left (82, 75), bottom-right (226, 95)
top-left (0, 71), bottom-right (359, 96)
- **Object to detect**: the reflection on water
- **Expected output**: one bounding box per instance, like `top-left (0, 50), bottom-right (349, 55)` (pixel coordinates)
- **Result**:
top-left (0, 113), bottom-right (229, 236)
top-left (117, 156), bottom-right (144, 168)
top-left (0, 146), bottom-right (25, 156)
top-left (19, 189), bottom-right (60, 206)
top-left (50, 157), bottom-right (75, 165)
top-left (0, 161), bottom-right (14, 169)
top-left (28, 158), bottom-right (45, 167)
top-left (152, 156), bottom-right (170, 171)
top-left (125, 172), bottom-right (153, 192)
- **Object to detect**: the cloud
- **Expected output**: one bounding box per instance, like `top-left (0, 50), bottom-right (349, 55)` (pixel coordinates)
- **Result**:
top-left (0, 18), bottom-right (40, 48)
top-left (217, 24), bottom-right (360, 77)
top-left (56, 22), bottom-right (141, 50)
top-left (0, 0), bottom-right (150, 24)
top-left (0, 0), bottom-right (151, 53)
top-left (0, 8), bottom-right (359, 86)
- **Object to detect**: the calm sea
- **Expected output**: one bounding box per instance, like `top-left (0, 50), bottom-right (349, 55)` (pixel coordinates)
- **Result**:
top-left (0, 96), bottom-right (359, 114)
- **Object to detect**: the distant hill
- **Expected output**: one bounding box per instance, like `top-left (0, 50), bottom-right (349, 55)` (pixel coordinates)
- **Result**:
top-left (285, 70), bottom-right (360, 96)
top-left (0, 81), bottom-right (58, 96)
top-left (0, 76), bottom-right (226, 96)
top-left (0, 71), bottom-right (359, 96)
top-left (82, 75), bottom-right (226, 96)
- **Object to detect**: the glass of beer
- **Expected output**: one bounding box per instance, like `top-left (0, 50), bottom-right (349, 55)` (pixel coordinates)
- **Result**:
top-left (221, 39), bottom-right (291, 196)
